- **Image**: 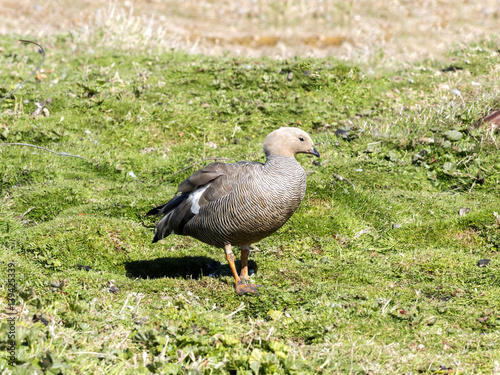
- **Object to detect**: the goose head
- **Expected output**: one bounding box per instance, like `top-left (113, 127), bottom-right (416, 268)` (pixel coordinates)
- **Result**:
top-left (263, 127), bottom-right (320, 159)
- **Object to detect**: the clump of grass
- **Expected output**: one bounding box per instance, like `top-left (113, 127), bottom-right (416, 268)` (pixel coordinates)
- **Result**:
top-left (0, 33), bottom-right (499, 373)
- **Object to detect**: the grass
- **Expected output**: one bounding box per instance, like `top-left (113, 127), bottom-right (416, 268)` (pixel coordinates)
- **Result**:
top-left (3, 0), bottom-right (500, 64)
top-left (0, 32), bottom-right (499, 374)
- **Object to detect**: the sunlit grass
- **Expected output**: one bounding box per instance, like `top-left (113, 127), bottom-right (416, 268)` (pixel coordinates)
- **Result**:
top-left (0, 32), bottom-right (499, 373)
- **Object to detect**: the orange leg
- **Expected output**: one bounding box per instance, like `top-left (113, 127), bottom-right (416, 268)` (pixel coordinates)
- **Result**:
top-left (224, 244), bottom-right (260, 295)
top-left (240, 245), bottom-right (250, 282)
top-left (225, 244), bottom-right (241, 284)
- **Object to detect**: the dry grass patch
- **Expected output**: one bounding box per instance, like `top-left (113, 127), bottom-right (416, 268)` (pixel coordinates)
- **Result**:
top-left (1, 0), bottom-right (499, 64)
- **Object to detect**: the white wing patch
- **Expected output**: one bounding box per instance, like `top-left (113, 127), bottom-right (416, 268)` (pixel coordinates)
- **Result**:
top-left (188, 184), bottom-right (210, 214)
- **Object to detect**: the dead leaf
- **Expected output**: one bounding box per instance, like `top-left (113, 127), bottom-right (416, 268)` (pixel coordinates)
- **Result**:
top-left (36, 71), bottom-right (47, 80)
top-left (418, 137), bottom-right (434, 144)
top-left (30, 98), bottom-right (52, 117)
top-left (111, 72), bottom-right (124, 85)
top-left (205, 141), bottom-right (218, 149)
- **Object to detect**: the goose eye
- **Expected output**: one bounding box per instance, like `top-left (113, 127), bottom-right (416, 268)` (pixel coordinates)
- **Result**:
top-left (299, 137), bottom-right (305, 141)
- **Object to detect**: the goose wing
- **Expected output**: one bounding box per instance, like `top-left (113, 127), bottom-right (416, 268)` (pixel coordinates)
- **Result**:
top-left (147, 161), bottom-right (262, 243)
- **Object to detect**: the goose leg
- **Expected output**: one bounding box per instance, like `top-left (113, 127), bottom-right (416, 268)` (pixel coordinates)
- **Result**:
top-left (240, 245), bottom-right (250, 282)
top-left (224, 244), bottom-right (259, 295)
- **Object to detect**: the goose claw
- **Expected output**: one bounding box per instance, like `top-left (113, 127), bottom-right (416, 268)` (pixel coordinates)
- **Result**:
top-left (235, 281), bottom-right (261, 295)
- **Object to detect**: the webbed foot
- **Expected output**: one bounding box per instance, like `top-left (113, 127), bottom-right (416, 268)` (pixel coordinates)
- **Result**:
top-left (235, 281), bottom-right (261, 295)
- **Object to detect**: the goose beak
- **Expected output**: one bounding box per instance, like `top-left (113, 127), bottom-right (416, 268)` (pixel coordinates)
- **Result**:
top-left (309, 146), bottom-right (320, 157)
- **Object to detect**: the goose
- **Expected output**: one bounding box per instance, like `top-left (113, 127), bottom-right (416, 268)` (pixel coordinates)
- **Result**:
top-left (147, 127), bottom-right (320, 295)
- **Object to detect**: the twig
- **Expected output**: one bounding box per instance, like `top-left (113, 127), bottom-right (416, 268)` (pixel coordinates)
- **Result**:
top-left (71, 351), bottom-right (121, 359)
top-left (332, 173), bottom-right (355, 190)
top-left (21, 206), bottom-right (35, 218)
top-left (381, 297), bottom-right (392, 315)
top-left (0, 142), bottom-right (88, 161)
top-left (110, 235), bottom-right (131, 259)
top-left (0, 40), bottom-right (45, 105)
top-left (118, 294), bottom-right (131, 314)
top-left (468, 180), bottom-right (476, 193)
top-left (226, 302), bottom-right (245, 318)
top-left (176, 349), bottom-right (189, 365)
top-left (173, 157), bottom-right (229, 175)
top-left (265, 326), bottom-right (275, 341)
top-left (59, 291), bottom-right (71, 311)
top-left (159, 336), bottom-right (170, 362)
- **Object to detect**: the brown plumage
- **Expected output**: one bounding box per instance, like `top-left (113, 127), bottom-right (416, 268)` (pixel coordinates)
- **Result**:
top-left (147, 127), bottom-right (319, 295)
